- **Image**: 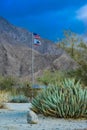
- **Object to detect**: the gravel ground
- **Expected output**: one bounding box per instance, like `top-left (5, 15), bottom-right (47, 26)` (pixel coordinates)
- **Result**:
top-left (0, 103), bottom-right (87, 130)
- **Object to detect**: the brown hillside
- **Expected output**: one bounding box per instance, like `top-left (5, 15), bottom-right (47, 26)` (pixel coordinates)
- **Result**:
top-left (0, 16), bottom-right (77, 77)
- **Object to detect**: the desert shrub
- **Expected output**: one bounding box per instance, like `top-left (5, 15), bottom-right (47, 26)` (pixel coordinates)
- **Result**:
top-left (15, 81), bottom-right (35, 98)
top-left (9, 94), bottom-right (29, 103)
top-left (23, 86), bottom-right (42, 100)
top-left (37, 70), bottom-right (65, 85)
top-left (20, 81), bottom-right (32, 97)
top-left (19, 81), bottom-right (42, 99)
top-left (0, 76), bottom-right (40, 99)
top-left (0, 76), bottom-right (17, 91)
top-left (66, 60), bottom-right (87, 87)
top-left (57, 30), bottom-right (87, 87)
top-left (0, 90), bottom-right (10, 108)
top-left (0, 90), bottom-right (10, 102)
top-left (0, 103), bottom-right (4, 108)
top-left (31, 79), bottom-right (87, 118)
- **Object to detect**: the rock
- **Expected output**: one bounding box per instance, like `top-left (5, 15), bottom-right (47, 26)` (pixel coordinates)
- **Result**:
top-left (27, 110), bottom-right (38, 124)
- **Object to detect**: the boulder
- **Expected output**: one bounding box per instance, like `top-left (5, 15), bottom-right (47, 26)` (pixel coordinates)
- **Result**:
top-left (27, 110), bottom-right (38, 124)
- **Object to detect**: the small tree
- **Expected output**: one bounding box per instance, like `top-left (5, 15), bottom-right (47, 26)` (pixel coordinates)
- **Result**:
top-left (57, 30), bottom-right (87, 86)
top-left (57, 30), bottom-right (79, 57)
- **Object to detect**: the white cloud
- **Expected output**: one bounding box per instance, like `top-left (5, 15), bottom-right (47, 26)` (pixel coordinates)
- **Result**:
top-left (76, 4), bottom-right (87, 21)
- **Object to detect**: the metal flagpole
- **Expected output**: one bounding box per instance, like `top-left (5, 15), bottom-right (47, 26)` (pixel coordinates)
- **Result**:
top-left (31, 33), bottom-right (34, 100)
top-left (31, 33), bottom-right (41, 100)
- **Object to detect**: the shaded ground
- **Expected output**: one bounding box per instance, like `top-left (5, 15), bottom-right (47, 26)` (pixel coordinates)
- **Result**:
top-left (0, 103), bottom-right (87, 130)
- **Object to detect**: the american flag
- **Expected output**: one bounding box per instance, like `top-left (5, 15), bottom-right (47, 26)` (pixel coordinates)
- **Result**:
top-left (33, 33), bottom-right (40, 39)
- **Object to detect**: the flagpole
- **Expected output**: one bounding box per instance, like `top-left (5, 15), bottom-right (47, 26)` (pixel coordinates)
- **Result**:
top-left (31, 33), bottom-right (34, 99)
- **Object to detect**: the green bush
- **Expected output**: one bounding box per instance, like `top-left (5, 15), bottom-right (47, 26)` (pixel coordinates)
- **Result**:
top-left (0, 76), bottom-right (39, 99)
top-left (20, 81), bottom-right (32, 97)
top-left (37, 70), bottom-right (65, 85)
top-left (31, 79), bottom-right (87, 118)
top-left (16, 81), bottom-right (39, 98)
top-left (0, 76), bottom-right (17, 91)
top-left (66, 60), bottom-right (87, 87)
top-left (9, 95), bottom-right (29, 103)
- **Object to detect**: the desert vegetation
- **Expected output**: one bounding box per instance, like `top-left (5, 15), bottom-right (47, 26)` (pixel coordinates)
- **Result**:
top-left (0, 90), bottom-right (10, 108)
top-left (0, 29), bottom-right (87, 119)
top-left (37, 30), bottom-right (87, 88)
top-left (31, 79), bottom-right (87, 118)
top-left (37, 70), bottom-right (65, 85)
top-left (0, 75), bottom-right (41, 106)
top-left (57, 30), bottom-right (87, 86)
top-left (31, 30), bottom-right (87, 118)
top-left (9, 95), bottom-right (29, 103)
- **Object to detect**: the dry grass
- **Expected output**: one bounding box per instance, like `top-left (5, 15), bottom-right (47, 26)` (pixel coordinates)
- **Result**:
top-left (0, 90), bottom-right (10, 108)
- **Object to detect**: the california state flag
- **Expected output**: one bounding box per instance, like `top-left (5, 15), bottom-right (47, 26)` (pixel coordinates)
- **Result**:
top-left (34, 39), bottom-right (41, 46)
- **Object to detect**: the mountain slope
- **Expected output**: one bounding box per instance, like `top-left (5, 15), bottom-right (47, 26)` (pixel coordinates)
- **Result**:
top-left (0, 16), bottom-right (77, 77)
top-left (0, 43), bottom-right (51, 77)
top-left (0, 16), bottom-right (67, 55)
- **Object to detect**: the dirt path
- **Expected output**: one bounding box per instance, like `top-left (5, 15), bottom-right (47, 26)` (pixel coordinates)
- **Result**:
top-left (0, 103), bottom-right (87, 130)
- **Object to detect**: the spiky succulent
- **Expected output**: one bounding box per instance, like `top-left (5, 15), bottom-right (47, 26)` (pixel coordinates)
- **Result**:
top-left (31, 79), bottom-right (87, 118)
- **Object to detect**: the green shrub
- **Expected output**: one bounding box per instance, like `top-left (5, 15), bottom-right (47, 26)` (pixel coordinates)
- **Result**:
top-left (15, 81), bottom-right (38, 98)
top-left (37, 70), bottom-right (65, 85)
top-left (66, 60), bottom-right (87, 87)
top-left (10, 95), bottom-right (29, 103)
top-left (0, 76), bottom-right (39, 99)
top-left (31, 79), bottom-right (87, 118)
top-left (20, 81), bottom-right (32, 97)
top-left (0, 76), bottom-right (17, 91)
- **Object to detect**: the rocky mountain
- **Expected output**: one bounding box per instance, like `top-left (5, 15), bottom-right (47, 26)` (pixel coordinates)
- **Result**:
top-left (0, 16), bottom-right (77, 78)
top-left (0, 16), bottom-right (67, 55)
top-left (0, 43), bottom-right (50, 76)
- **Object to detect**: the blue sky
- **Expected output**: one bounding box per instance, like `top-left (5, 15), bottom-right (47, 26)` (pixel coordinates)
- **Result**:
top-left (0, 0), bottom-right (87, 41)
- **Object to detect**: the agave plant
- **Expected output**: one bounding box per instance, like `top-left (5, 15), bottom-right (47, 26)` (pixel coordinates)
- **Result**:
top-left (31, 79), bottom-right (87, 118)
